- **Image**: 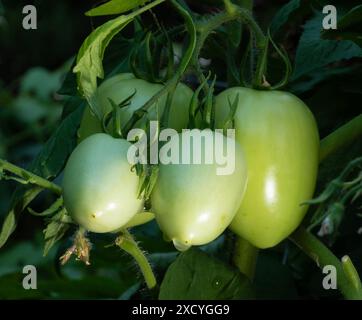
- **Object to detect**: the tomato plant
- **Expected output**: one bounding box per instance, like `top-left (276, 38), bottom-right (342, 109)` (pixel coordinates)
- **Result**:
top-left (0, 0), bottom-right (362, 301)
top-left (63, 133), bottom-right (144, 233)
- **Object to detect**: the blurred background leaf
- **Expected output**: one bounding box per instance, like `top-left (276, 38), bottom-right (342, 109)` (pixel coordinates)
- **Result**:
top-left (292, 12), bottom-right (362, 80)
top-left (322, 4), bottom-right (362, 47)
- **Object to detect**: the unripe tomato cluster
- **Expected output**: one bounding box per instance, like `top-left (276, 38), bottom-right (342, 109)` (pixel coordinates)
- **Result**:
top-left (62, 73), bottom-right (319, 250)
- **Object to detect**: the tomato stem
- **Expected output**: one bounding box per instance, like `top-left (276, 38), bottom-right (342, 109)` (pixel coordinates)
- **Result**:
top-left (233, 236), bottom-right (259, 281)
top-left (289, 227), bottom-right (362, 300)
top-left (122, 0), bottom-right (196, 135)
top-left (342, 256), bottom-right (362, 293)
top-left (191, 1), bottom-right (267, 89)
top-left (0, 159), bottom-right (62, 195)
top-left (116, 230), bottom-right (157, 289)
top-left (320, 114), bottom-right (362, 163)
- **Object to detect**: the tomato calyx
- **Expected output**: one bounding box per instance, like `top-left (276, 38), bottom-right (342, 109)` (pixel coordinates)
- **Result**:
top-left (59, 228), bottom-right (92, 266)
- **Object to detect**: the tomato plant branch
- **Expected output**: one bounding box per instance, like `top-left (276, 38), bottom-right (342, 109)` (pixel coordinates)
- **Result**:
top-left (192, 0), bottom-right (267, 89)
top-left (116, 230), bottom-right (157, 289)
top-left (122, 0), bottom-right (196, 134)
top-left (289, 227), bottom-right (362, 300)
top-left (233, 236), bottom-right (258, 281)
top-left (289, 115), bottom-right (362, 299)
top-left (342, 256), bottom-right (362, 293)
top-left (320, 114), bottom-right (362, 162)
top-left (0, 159), bottom-right (62, 195)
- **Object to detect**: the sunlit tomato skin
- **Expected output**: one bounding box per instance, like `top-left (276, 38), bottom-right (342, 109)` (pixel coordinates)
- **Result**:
top-left (62, 133), bottom-right (143, 233)
top-left (215, 87), bottom-right (319, 249)
top-left (151, 129), bottom-right (248, 251)
top-left (77, 73), bottom-right (194, 142)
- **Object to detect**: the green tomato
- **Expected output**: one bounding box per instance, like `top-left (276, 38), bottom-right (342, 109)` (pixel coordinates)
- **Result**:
top-left (151, 129), bottom-right (248, 251)
top-left (77, 105), bottom-right (103, 144)
top-left (62, 133), bottom-right (143, 233)
top-left (77, 73), bottom-right (194, 142)
top-left (215, 87), bottom-right (319, 248)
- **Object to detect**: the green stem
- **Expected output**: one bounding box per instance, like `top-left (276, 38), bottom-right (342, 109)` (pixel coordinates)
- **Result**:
top-left (341, 181), bottom-right (362, 203)
top-left (320, 114), bottom-right (362, 162)
top-left (289, 227), bottom-right (362, 300)
top-left (342, 256), bottom-right (362, 293)
top-left (233, 236), bottom-right (259, 281)
top-left (0, 159), bottom-right (62, 195)
top-left (225, 1), bottom-right (265, 47)
top-left (290, 115), bottom-right (362, 299)
top-left (122, 0), bottom-right (196, 135)
top-left (116, 230), bottom-right (157, 289)
top-left (192, 2), bottom-right (267, 88)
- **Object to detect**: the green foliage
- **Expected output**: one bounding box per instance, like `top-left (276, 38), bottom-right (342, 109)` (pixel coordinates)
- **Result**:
top-left (27, 106), bottom-right (84, 180)
top-left (270, 0), bottom-right (301, 36)
top-left (73, 0), bottom-right (165, 118)
top-left (0, 106), bottom-right (83, 248)
top-left (322, 5), bottom-right (362, 47)
top-left (0, 188), bottom-right (42, 249)
top-left (292, 13), bottom-right (362, 80)
top-left (86, 0), bottom-right (151, 17)
top-left (305, 157), bottom-right (362, 243)
top-left (43, 208), bottom-right (72, 256)
top-left (159, 248), bottom-right (254, 299)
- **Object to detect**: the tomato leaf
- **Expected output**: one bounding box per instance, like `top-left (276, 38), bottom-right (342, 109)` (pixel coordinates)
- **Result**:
top-left (43, 208), bottom-right (72, 256)
top-left (57, 58), bottom-right (78, 96)
top-left (289, 65), bottom-right (360, 94)
top-left (73, 0), bottom-right (165, 119)
top-left (270, 0), bottom-right (301, 36)
top-left (61, 96), bottom-right (86, 119)
top-left (86, 0), bottom-right (151, 17)
top-left (0, 187), bottom-right (42, 249)
top-left (332, 4), bottom-right (362, 30)
top-left (321, 5), bottom-right (362, 47)
top-left (28, 197), bottom-right (63, 217)
top-left (159, 248), bottom-right (254, 299)
top-left (292, 13), bottom-right (362, 80)
top-left (0, 106), bottom-right (83, 249)
top-left (28, 107), bottom-right (83, 179)
top-left (58, 36), bottom-right (133, 97)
